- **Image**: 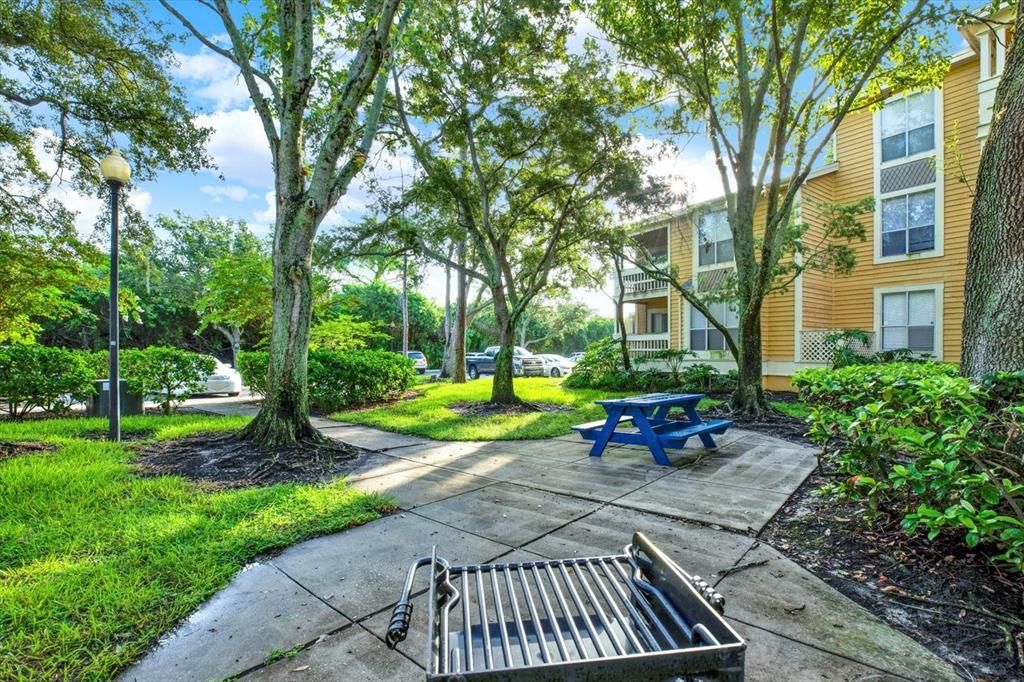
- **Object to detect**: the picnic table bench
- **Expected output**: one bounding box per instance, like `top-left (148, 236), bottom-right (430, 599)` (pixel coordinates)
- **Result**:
top-left (572, 392), bottom-right (732, 466)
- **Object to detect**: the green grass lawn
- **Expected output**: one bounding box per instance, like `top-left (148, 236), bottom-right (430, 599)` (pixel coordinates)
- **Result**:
top-left (332, 377), bottom-right (721, 440)
top-left (0, 414), bottom-right (393, 681)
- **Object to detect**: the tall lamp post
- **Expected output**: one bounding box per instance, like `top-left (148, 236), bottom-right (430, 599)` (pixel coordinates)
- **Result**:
top-left (100, 150), bottom-right (131, 442)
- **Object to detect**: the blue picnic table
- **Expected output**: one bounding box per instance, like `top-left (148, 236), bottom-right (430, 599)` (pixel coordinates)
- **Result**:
top-left (571, 393), bottom-right (733, 466)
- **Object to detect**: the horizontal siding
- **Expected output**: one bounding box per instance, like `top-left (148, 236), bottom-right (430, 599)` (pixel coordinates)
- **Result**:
top-left (825, 57), bottom-right (978, 362)
top-left (657, 52), bottom-right (985, 378)
top-left (799, 173), bottom-right (836, 330)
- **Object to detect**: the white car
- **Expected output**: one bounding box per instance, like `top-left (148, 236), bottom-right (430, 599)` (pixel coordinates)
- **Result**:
top-left (404, 350), bottom-right (428, 374)
top-left (204, 360), bottom-right (243, 396)
top-left (539, 354), bottom-right (575, 378)
top-left (568, 352), bottom-right (586, 362)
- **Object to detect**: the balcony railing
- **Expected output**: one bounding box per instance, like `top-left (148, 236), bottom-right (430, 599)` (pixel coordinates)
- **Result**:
top-left (613, 332), bottom-right (670, 357)
top-left (799, 329), bottom-right (875, 364)
top-left (618, 259), bottom-right (669, 300)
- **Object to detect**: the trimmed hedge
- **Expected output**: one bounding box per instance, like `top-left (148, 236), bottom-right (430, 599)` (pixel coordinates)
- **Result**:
top-left (238, 349), bottom-right (415, 410)
top-left (0, 344), bottom-right (94, 418)
top-left (794, 362), bottom-right (1024, 572)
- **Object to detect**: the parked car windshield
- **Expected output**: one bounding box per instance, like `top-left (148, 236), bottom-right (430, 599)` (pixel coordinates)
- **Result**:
top-left (543, 355), bottom-right (570, 363)
top-left (405, 351), bottom-right (425, 359)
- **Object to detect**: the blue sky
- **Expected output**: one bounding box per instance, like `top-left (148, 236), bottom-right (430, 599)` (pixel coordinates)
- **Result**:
top-left (76, 2), bottom-right (970, 317)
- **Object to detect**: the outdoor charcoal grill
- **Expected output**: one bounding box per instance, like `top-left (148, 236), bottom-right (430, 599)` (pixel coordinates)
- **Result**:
top-left (386, 532), bottom-right (746, 680)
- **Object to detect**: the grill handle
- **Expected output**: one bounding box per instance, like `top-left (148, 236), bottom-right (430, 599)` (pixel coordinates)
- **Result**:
top-left (386, 552), bottom-right (449, 649)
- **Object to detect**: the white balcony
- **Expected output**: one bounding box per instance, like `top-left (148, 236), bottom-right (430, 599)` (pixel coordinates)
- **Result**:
top-left (613, 332), bottom-right (670, 358)
top-left (618, 262), bottom-right (669, 302)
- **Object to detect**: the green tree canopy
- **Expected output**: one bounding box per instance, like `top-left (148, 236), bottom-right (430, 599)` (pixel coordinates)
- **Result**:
top-left (594, 0), bottom-right (953, 413)
top-left (386, 0), bottom-right (661, 403)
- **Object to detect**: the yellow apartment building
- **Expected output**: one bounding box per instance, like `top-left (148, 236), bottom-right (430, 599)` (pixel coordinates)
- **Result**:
top-left (616, 9), bottom-right (1015, 391)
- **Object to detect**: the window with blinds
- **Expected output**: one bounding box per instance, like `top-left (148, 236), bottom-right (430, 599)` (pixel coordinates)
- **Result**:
top-left (881, 290), bottom-right (935, 352)
top-left (690, 301), bottom-right (739, 351)
top-left (697, 210), bottom-right (733, 266)
top-left (880, 92), bottom-right (935, 163)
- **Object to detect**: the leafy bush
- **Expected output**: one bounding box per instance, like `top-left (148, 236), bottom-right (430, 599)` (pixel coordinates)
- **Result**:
top-left (121, 347), bottom-right (216, 415)
top-left (563, 337), bottom-right (623, 388)
top-left (566, 339), bottom-right (737, 395)
top-left (237, 351), bottom-right (269, 397)
top-left (0, 344), bottom-right (95, 418)
top-left (309, 349), bottom-right (416, 411)
top-left (795, 362), bottom-right (1024, 571)
top-left (238, 349), bottom-right (415, 411)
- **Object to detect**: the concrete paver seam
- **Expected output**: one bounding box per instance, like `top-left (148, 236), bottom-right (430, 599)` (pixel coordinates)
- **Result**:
top-left (730, 616), bottom-right (922, 682)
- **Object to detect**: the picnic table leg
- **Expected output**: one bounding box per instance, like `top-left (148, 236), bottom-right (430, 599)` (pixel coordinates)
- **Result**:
top-left (649, 405), bottom-right (672, 425)
top-left (683, 402), bottom-right (718, 448)
top-left (633, 410), bottom-right (671, 466)
top-left (588, 405), bottom-right (623, 458)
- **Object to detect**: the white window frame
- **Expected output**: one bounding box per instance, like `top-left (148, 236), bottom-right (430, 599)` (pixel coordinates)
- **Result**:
top-left (872, 283), bottom-right (944, 360)
top-left (872, 89), bottom-right (944, 265)
top-left (686, 300), bottom-right (739, 355)
top-left (693, 208), bottom-right (735, 271)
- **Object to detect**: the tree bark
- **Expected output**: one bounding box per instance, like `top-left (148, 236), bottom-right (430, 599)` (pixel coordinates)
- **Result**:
top-left (613, 255), bottom-right (632, 371)
top-left (733, 303), bottom-right (767, 415)
top-left (962, 9), bottom-right (1024, 377)
top-left (239, 210), bottom-right (321, 445)
top-left (491, 284), bottom-right (518, 404)
top-left (440, 259), bottom-right (452, 377)
top-left (214, 323), bottom-right (241, 368)
top-left (453, 250), bottom-right (468, 383)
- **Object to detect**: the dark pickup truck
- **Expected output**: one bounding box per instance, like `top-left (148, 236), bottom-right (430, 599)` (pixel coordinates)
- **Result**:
top-left (466, 346), bottom-right (545, 379)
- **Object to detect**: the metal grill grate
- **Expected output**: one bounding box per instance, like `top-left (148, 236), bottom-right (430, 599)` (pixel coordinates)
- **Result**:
top-left (387, 533), bottom-right (746, 680)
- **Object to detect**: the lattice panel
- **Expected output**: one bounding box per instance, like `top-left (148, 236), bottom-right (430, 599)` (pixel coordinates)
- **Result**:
top-left (880, 157), bottom-right (936, 194)
top-left (799, 329), bottom-right (875, 363)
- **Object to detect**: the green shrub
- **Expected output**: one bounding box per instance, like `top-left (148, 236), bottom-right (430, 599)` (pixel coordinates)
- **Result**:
top-left (309, 349), bottom-right (415, 411)
top-left (121, 347), bottom-right (216, 415)
top-left (0, 344), bottom-right (95, 418)
top-left (237, 349), bottom-right (414, 411)
top-left (237, 351), bottom-right (269, 397)
top-left (564, 337), bottom-right (624, 388)
top-left (794, 362), bottom-right (1024, 572)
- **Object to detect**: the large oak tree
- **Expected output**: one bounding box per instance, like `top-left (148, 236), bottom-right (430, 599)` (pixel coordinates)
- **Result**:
top-left (962, 3), bottom-right (1024, 377)
top-left (0, 0), bottom-right (208, 340)
top-left (163, 0), bottom-right (407, 445)
top-left (595, 0), bottom-right (951, 414)
top-left (390, 0), bottom-right (657, 403)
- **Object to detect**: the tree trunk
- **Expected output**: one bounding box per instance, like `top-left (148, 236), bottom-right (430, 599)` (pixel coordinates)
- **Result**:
top-left (452, 245), bottom-right (468, 383)
top-left (962, 11), bottom-right (1024, 377)
top-left (732, 303), bottom-right (768, 415)
top-left (613, 255), bottom-right (632, 371)
top-left (441, 260), bottom-right (452, 377)
top-left (490, 287), bottom-right (518, 404)
top-left (238, 210), bottom-right (320, 446)
top-left (215, 323), bottom-right (241, 368)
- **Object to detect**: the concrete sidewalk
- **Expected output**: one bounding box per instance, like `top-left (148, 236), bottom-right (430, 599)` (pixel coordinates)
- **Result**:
top-left (122, 401), bottom-right (959, 682)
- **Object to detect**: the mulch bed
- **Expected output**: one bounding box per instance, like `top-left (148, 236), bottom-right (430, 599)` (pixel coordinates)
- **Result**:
top-left (0, 441), bottom-right (56, 461)
top-left (762, 466), bottom-right (1024, 681)
top-left (133, 435), bottom-right (374, 488)
top-left (448, 401), bottom-right (573, 417)
top-left (702, 404), bottom-right (811, 445)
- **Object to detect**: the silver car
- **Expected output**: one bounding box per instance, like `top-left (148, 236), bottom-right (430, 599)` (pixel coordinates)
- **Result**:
top-left (404, 350), bottom-right (428, 374)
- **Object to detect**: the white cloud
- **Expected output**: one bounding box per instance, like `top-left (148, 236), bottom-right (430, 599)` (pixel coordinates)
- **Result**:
top-left (172, 49), bottom-right (251, 110)
top-left (195, 108), bottom-right (274, 188)
top-left (200, 184), bottom-right (250, 202)
top-left (250, 190), bottom-right (276, 235)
